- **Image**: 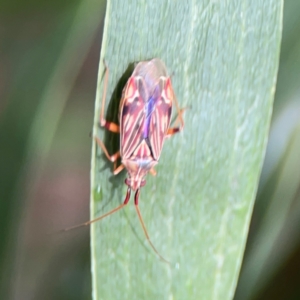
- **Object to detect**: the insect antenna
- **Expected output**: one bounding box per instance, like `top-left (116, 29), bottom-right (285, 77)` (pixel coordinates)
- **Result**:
top-left (134, 189), bottom-right (171, 265)
top-left (61, 188), bottom-right (131, 232)
top-left (58, 187), bottom-right (171, 264)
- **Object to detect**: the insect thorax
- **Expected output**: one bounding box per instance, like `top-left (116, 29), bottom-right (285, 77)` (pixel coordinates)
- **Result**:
top-left (123, 158), bottom-right (157, 191)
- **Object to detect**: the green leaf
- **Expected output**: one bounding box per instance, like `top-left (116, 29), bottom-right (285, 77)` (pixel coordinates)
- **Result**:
top-left (90, 1), bottom-right (283, 299)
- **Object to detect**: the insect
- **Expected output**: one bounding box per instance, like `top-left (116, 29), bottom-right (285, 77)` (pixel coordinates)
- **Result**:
top-left (70, 58), bottom-right (184, 263)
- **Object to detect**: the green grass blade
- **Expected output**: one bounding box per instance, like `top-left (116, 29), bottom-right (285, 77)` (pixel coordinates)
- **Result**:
top-left (235, 120), bottom-right (300, 300)
top-left (91, 1), bottom-right (283, 299)
top-left (235, 1), bottom-right (300, 296)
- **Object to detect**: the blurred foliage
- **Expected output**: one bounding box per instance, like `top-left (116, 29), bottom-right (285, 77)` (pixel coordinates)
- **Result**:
top-left (0, 0), bottom-right (105, 299)
top-left (1, 0), bottom-right (80, 14)
top-left (0, 0), bottom-right (299, 299)
top-left (235, 0), bottom-right (300, 299)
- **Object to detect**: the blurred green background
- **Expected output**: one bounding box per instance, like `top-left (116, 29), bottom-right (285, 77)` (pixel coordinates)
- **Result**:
top-left (0, 0), bottom-right (299, 299)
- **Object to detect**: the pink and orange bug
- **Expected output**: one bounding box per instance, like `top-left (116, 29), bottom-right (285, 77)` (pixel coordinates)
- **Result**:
top-left (69, 58), bottom-right (184, 263)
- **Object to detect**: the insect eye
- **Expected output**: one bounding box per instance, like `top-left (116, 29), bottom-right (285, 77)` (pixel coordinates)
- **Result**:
top-left (125, 178), bottom-right (130, 186)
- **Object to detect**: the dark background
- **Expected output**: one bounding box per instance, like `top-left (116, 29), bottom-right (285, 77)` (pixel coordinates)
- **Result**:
top-left (0, 1), bottom-right (299, 299)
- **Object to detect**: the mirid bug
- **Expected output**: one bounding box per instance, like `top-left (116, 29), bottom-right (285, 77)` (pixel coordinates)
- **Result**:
top-left (69, 58), bottom-right (184, 263)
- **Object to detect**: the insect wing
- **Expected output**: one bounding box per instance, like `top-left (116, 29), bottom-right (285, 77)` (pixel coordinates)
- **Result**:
top-left (148, 78), bottom-right (173, 160)
top-left (119, 76), bottom-right (148, 159)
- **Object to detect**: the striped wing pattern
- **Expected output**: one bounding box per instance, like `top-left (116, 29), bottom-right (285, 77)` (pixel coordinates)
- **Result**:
top-left (148, 78), bottom-right (172, 160)
top-left (119, 76), bottom-right (173, 161)
top-left (120, 77), bottom-right (146, 159)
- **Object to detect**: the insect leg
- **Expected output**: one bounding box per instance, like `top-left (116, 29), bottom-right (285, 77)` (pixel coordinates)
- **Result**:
top-left (166, 107), bottom-right (186, 137)
top-left (100, 60), bottom-right (120, 133)
top-left (166, 82), bottom-right (185, 137)
top-left (149, 168), bottom-right (157, 176)
top-left (113, 164), bottom-right (125, 175)
top-left (95, 136), bottom-right (120, 163)
top-left (96, 62), bottom-right (122, 170)
top-left (134, 190), bottom-right (170, 264)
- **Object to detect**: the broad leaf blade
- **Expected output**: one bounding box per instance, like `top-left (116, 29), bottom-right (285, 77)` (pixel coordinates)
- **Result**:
top-left (91, 1), bottom-right (283, 299)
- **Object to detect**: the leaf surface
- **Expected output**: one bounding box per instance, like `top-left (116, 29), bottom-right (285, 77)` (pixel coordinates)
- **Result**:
top-left (91, 1), bottom-right (283, 299)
